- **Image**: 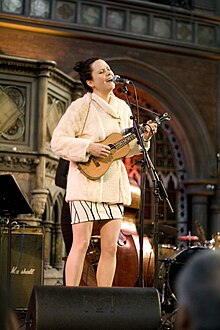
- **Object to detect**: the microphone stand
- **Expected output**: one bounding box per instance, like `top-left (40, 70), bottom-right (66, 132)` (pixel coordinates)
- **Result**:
top-left (121, 82), bottom-right (174, 289)
top-left (143, 155), bottom-right (174, 289)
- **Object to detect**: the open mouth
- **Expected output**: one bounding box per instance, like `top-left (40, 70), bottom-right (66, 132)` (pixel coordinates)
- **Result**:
top-left (106, 77), bottom-right (114, 82)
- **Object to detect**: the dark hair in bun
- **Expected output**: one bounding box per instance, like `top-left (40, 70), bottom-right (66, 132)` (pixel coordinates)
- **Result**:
top-left (73, 57), bottom-right (100, 93)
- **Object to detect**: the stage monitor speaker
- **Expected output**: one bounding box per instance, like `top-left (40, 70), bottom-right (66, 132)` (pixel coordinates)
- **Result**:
top-left (0, 226), bottom-right (44, 310)
top-left (26, 285), bottom-right (161, 330)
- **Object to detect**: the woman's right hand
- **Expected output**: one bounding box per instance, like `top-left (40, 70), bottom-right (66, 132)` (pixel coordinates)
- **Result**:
top-left (88, 142), bottom-right (111, 158)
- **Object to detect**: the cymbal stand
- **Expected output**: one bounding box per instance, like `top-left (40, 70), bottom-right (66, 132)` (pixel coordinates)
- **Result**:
top-left (161, 258), bottom-right (176, 313)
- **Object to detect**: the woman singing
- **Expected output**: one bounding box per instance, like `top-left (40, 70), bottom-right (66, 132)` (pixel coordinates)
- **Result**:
top-left (51, 57), bottom-right (157, 286)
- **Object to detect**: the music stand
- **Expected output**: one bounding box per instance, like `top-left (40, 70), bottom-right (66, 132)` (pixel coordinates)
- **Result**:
top-left (0, 174), bottom-right (32, 295)
top-left (0, 174), bottom-right (32, 217)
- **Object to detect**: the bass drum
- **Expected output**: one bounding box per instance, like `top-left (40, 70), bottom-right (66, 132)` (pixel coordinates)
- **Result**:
top-left (160, 246), bottom-right (208, 299)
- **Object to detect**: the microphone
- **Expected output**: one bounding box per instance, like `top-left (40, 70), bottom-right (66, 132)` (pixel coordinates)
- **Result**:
top-left (112, 75), bottom-right (131, 84)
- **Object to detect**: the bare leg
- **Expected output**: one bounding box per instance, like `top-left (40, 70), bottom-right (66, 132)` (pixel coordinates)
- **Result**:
top-left (65, 222), bottom-right (93, 286)
top-left (96, 219), bottom-right (122, 287)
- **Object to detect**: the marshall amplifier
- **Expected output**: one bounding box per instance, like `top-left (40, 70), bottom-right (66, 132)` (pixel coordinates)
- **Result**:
top-left (0, 226), bottom-right (44, 310)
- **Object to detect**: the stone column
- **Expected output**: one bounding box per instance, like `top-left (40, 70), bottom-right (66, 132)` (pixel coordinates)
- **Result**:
top-left (184, 180), bottom-right (216, 238)
top-left (191, 194), bottom-right (209, 236)
top-left (31, 63), bottom-right (55, 223)
top-left (210, 185), bottom-right (220, 235)
top-left (43, 221), bottom-right (53, 269)
top-left (212, 63), bottom-right (220, 238)
top-left (53, 222), bottom-right (63, 270)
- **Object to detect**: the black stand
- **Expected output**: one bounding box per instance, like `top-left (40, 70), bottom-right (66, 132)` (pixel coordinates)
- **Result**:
top-left (0, 174), bottom-right (32, 293)
top-left (143, 154), bottom-right (174, 288)
top-left (121, 83), bottom-right (173, 288)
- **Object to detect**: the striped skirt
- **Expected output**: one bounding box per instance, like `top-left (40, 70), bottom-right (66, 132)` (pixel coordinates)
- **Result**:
top-left (69, 201), bottom-right (124, 224)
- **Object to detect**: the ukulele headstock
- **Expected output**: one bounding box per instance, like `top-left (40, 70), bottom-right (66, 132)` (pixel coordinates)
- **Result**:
top-left (154, 112), bottom-right (171, 126)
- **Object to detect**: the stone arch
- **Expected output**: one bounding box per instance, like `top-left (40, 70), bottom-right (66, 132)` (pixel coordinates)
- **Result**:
top-left (107, 57), bottom-right (215, 179)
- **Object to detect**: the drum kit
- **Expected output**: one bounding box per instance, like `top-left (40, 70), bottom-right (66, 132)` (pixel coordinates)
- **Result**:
top-left (82, 219), bottom-right (220, 318)
top-left (158, 228), bottom-right (220, 313)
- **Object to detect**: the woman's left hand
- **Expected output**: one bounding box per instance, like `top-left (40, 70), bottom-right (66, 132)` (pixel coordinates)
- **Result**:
top-left (143, 120), bottom-right (157, 141)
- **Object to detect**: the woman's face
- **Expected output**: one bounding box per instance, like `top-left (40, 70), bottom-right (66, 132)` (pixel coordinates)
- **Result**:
top-left (86, 59), bottom-right (115, 94)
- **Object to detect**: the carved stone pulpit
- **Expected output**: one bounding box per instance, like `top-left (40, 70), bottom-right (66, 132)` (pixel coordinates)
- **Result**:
top-left (0, 55), bottom-right (83, 280)
top-left (0, 55), bottom-right (82, 221)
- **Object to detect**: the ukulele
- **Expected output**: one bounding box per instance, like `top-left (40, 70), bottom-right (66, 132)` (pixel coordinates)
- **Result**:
top-left (77, 113), bottom-right (171, 180)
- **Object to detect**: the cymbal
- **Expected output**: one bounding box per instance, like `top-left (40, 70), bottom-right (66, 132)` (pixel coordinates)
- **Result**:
top-left (137, 223), bottom-right (178, 236)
